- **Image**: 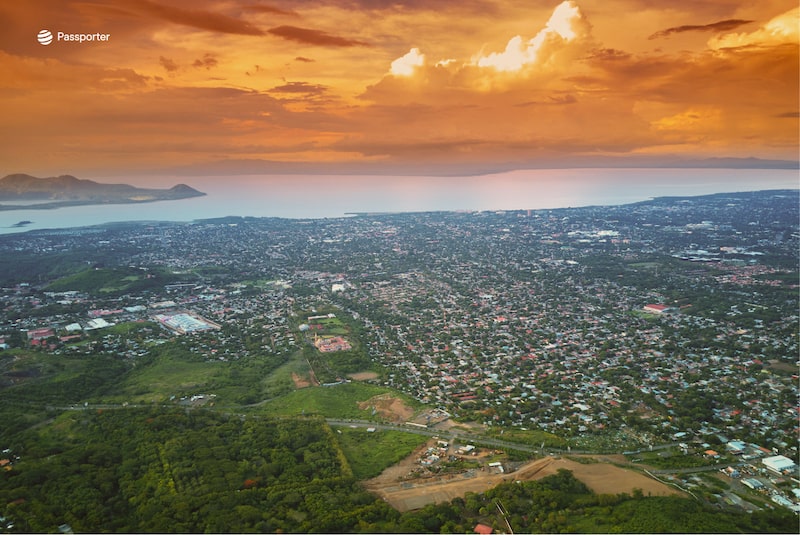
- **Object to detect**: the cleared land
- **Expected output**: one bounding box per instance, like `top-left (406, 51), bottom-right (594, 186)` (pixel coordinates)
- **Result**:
top-left (357, 393), bottom-right (415, 422)
top-left (366, 445), bottom-right (683, 512)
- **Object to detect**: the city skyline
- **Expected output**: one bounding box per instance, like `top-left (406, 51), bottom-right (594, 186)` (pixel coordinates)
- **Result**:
top-left (1, 0), bottom-right (798, 179)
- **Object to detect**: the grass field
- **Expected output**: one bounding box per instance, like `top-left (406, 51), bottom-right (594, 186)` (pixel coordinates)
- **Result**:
top-left (334, 427), bottom-right (428, 479)
top-left (260, 349), bottom-right (314, 398)
top-left (255, 382), bottom-right (412, 420)
top-left (111, 355), bottom-right (224, 403)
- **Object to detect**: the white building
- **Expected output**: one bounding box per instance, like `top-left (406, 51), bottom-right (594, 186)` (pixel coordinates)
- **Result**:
top-left (762, 455), bottom-right (797, 475)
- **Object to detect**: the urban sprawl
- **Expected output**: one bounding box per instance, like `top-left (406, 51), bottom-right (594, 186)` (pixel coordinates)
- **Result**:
top-left (0, 189), bottom-right (798, 513)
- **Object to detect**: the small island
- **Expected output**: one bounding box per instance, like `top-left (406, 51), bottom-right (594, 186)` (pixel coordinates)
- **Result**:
top-left (0, 174), bottom-right (205, 211)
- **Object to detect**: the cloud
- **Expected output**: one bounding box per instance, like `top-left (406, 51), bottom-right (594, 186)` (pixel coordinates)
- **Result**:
top-left (473, 0), bottom-right (591, 71)
top-left (586, 48), bottom-right (631, 61)
top-left (390, 48), bottom-right (425, 76)
top-left (269, 81), bottom-right (327, 95)
top-left (295, 56), bottom-right (315, 62)
top-left (515, 94), bottom-right (578, 107)
top-left (192, 53), bottom-right (218, 70)
top-left (121, 0), bottom-right (265, 35)
top-left (159, 56), bottom-right (179, 72)
top-left (267, 25), bottom-right (368, 46)
top-left (709, 7), bottom-right (799, 49)
top-left (649, 19), bottom-right (754, 40)
top-left (245, 4), bottom-right (299, 17)
top-left (651, 107), bottom-right (722, 132)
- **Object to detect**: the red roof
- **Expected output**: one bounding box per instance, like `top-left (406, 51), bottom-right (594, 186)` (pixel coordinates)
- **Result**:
top-left (474, 524), bottom-right (493, 535)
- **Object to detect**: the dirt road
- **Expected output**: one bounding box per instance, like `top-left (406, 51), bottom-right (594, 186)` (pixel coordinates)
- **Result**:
top-left (365, 444), bottom-right (683, 512)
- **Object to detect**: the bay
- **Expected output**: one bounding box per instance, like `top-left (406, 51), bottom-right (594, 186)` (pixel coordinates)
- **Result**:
top-left (0, 168), bottom-right (796, 235)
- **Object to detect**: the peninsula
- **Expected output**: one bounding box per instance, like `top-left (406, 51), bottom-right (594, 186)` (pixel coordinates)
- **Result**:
top-left (0, 174), bottom-right (205, 210)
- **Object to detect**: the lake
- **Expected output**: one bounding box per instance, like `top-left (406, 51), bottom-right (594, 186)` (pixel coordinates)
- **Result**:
top-left (0, 168), bottom-right (796, 235)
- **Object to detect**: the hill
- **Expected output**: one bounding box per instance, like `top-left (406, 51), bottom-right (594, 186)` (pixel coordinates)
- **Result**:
top-left (0, 174), bottom-right (204, 209)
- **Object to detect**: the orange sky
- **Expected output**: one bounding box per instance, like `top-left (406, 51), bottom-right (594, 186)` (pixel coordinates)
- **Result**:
top-left (0, 0), bottom-right (797, 177)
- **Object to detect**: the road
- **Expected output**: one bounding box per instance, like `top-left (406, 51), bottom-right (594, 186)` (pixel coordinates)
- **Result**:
top-left (52, 403), bottom-right (701, 465)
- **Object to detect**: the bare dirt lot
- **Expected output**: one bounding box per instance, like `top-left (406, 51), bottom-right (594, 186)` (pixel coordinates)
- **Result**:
top-left (357, 393), bottom-right (415, 422)
top-left (365, 443), bottom-right (683, 512)
top-left (348, 371), bottom-right (380, 381)
top-left (291, 372), bottom-right (312, 389)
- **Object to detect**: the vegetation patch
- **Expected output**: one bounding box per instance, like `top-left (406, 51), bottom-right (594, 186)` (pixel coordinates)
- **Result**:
top-left (335, 427), bottom-right (428, 480)
top-left (0, 409), bottom-right (398, 533)
top-left (257, 382), bottom-right (415, 420)
top-left (484, 426), bottom-right (567, 450)
top-left (46, 267), bottom-right (185, 296)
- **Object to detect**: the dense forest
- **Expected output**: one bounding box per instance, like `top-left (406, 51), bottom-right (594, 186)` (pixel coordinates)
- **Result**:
top-left (1, 408), bottom-right (796, 533)
top-left (0, 410), bottom-right (398, 533)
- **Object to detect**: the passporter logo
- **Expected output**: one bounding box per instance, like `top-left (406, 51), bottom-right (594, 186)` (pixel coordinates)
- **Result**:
top-left (37, 29), bottom-right (53, 45)
top-left (37, 29), bottom-right (110, 45)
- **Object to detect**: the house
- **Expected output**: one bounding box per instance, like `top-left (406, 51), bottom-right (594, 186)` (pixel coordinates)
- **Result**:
top-left (726, 440), bottom-right (747, 454)
top-left (474, 524), bottom-right (493, 535)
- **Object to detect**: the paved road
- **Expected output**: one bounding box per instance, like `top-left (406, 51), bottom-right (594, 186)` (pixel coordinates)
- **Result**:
top-left (324, 418), bottom-right (603, 455)
top-left (50, 403), bottom-right (687, 461)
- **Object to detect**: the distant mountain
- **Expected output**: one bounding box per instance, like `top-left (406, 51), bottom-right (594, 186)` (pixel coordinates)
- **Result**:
top-left (0, 174), bottom-right (204, 209)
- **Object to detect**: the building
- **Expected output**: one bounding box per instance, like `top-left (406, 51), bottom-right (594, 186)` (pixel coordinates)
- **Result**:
top-left (154, 312), bottom-right (221, 335)
top-left (314, 335), bottom-right (352, 353)
top-left (742, 478), bottom-right (764, 490)
top-left (26, 328), bottom-right (55, 340)
top-left (762, 455), bottom-right (797, 475)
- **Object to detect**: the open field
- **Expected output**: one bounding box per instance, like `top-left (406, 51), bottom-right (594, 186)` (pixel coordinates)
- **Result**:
top-left (348, 371), bottom-right (379, 381)
top-left (357, 393), bottom-right (415, 422)
top-left (336, 427), bottom-right (429, 480)
top-left (257, 382), bottom-right (419, 420)
top-left (366, 445), bottom-right (684, 512)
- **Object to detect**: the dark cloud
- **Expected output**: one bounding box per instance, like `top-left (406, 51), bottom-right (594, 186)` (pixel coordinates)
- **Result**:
top-left (267, 25), bottom-right (368, 46)
top-left (159, 56), bottom-right (179, 72)
top-left (123, 0), bottom-right (265, 35)
top-left (192, 53), bottom-right (218, 69)
top-left (587, 48), bottom-right (631, 61)
top-left (295, 56), bottom-right (315, 62)
top-left (272, 0), bottom-right (499, 15)
top-left (775, 111), bottom-right (799, 118)
top-left (245, 4), bottom-right (299, 17)
top-left (515, 94), bottom-right (577, 107)
top-left (269, 81), bottom-right (327, 95)
top-left (649, 19), bottom-right (753, 40)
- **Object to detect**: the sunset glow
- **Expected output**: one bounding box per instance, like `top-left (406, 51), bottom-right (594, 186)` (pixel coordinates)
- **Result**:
top-left (1, 0), bottom-right (797, 178)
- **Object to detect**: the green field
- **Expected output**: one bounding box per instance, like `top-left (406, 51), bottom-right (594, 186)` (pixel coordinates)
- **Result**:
top-left (334, 427), bottom-right (428, 479)
top-left (112, 355), bottom-right (223, 403)
top-left (255, 382), bottom-right (416, 420)
top-left (45, 267), bottom-right (185, 295)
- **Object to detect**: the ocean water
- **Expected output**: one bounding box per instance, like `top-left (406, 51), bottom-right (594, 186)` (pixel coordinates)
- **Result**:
top-left (0, 168), bottom-right (797, 235)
